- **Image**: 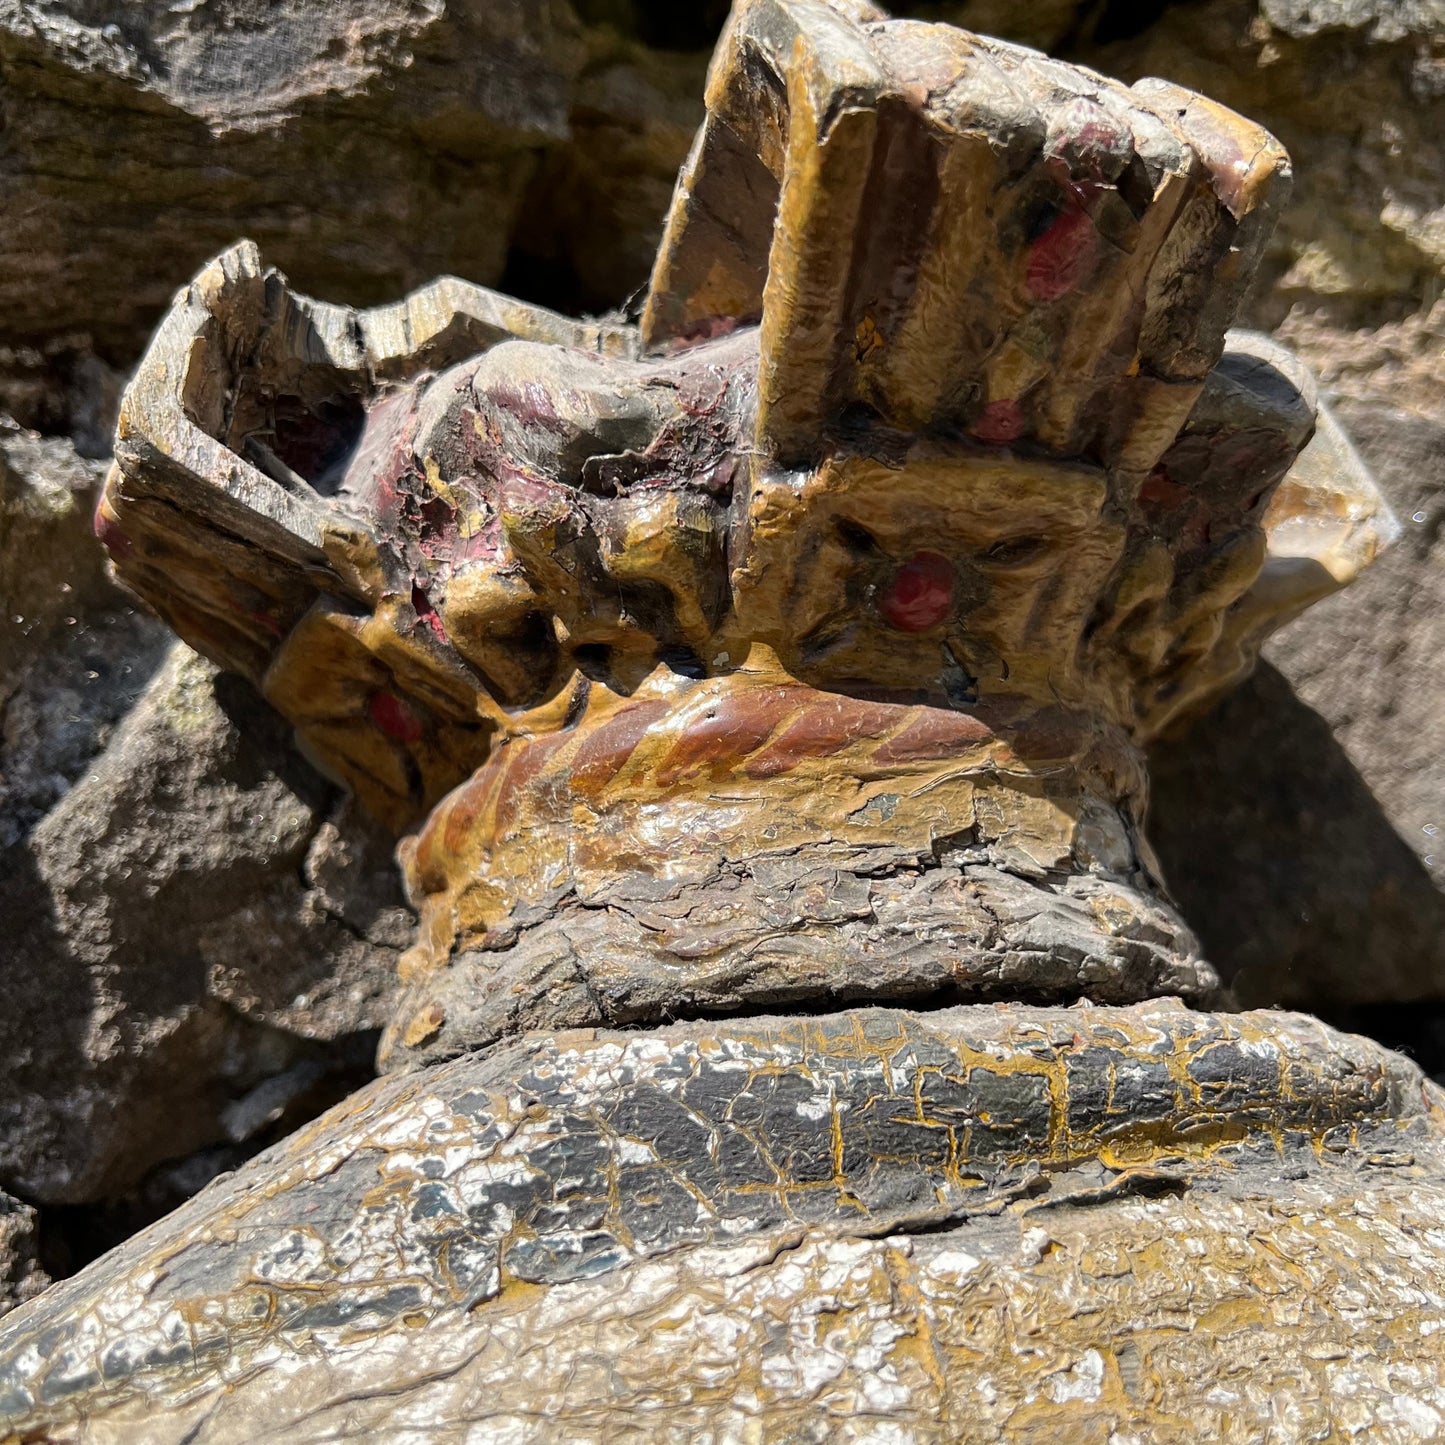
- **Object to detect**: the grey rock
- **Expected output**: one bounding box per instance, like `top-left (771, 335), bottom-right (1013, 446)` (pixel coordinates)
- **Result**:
top-left (1270, 399), bottom-right (1445, 897)
top-left (391, 857), bottom-right (1212, 1072)
top-left (1151, 399), bottom-right (1445, 1008)
top-left (0, 417), bottom-right (111, 668)
top-left (0, 0), bottom-right (585, 360)
top-left (1, 645), bottom-right (410, 1203)
top-left (503, 35), bottom-right (706, 315)
top-left (0, 1194), bottom-right (46, 1319)
top-left (0, 417), bottom-right (169, 850)
top-left (1261, 0), bottom-right (1445, 42)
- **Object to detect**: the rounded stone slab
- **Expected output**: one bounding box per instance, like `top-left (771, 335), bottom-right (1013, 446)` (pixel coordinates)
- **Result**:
top-left (3, 1000), bottom-right (1443, 1442)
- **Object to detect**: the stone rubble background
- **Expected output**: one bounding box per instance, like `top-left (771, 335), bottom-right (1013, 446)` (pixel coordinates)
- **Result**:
top-left (0, 0), bottom-right (1440, 1306)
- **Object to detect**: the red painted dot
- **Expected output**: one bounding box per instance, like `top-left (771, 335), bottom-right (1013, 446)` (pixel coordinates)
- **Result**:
top-left (971, 398), bottom-right (1025, 446)
top-left (879, 552), bottom-right (955, 632)
top-left (369, 690), bottom-right (425, 743)
top-left (1026, 207), bottom-right (1097, 302)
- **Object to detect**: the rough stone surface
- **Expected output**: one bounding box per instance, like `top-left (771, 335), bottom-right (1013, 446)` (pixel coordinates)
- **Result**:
top-left (0, 419), bottom-right (170, 850)
top-left (3, 1000), bottom-right (1444, 1441)
top-left (1269, 395), bottom-right (1445, 908)
top-left (1, 644), bottom-right (410, 1204)
top-left (504, 33), bottom-right (708, 316)
top-left (0, 1194), bottom-right (46, 1320)
top-left (0, 0), bottom-right (584, 361)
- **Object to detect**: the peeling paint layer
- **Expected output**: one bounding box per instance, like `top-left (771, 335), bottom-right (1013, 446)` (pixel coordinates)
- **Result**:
top-left (1, 1001), bottom-right (1442, 1441)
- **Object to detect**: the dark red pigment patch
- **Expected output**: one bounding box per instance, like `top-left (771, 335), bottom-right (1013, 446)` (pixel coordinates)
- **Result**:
top-left (1074, 118), bottom-right (1123, 152)
top-left (569, 700), bottom-right (672, 799)
top-left (874, 709), bottom-right (993, 764)
top-left (1026, 207), bottom-right (1097, 302)
top-left (411, 584), bottom-right (448, 643)
top-left (490, 729), bottom-right (574, 835)
top-left (266, 395), bottom-right (365, 484)
top-left (1139, 465), bottom-right (1191, 514)
top-left (92, 498), bottom-right (132, 560)
top-left (370, 690), bottom-right (426, 743)
top-left (672, 314), bottom-right (747, 348)
top-left (1139, 464), bottom-right (1212, 553)
top-left (744, 697), bottom-right (900, 780)
top-left (656, 686), bottom-right (800, 786)
top-left (971, 399), bottom-right (1024, 446)
top-left (438, 765), bottom-right (506, 859)
top-left (879, 552), bottom-right (955, 632)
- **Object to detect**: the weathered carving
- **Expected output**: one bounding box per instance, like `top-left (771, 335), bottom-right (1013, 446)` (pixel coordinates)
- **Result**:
top-left (91, 0), bottom-right (1391, 1070)
top-left (1, 1), bottom-right (1430, 1440)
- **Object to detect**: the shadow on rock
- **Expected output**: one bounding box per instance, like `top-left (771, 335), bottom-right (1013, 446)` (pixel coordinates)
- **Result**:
top-left (1150, 661), bottom-right (1445, 1017)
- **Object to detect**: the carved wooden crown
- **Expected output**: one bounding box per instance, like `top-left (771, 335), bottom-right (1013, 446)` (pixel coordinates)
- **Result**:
top-left (96, 0), bottom-right (1395, 1059)
top-left (99, 0), bottom-right (1391, 833)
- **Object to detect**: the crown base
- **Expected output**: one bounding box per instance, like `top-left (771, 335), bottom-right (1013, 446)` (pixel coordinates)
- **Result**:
top-left (384, 667), bottom-right (1215, 1068)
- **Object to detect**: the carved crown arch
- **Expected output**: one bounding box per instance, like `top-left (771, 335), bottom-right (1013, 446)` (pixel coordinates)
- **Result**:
top-left (100, 241), bottom-right (644, 827)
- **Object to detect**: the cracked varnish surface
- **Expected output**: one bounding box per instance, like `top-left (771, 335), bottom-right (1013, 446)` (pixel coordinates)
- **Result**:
top-left (3, 999), bottom-right (1443, 1441)
top-left (52, 1190), bottom-right (1445, 1444)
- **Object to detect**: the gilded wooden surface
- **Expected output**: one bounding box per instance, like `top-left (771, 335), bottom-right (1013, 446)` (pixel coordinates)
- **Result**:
top-left (2, 0), bottom-right (1425, 1439)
